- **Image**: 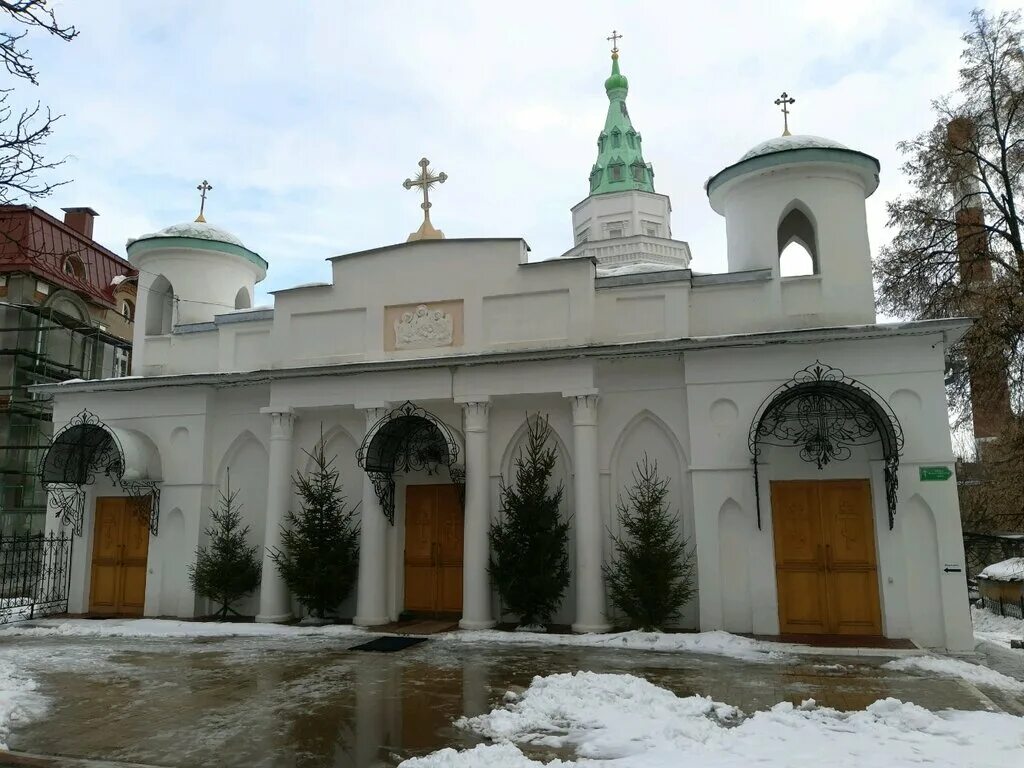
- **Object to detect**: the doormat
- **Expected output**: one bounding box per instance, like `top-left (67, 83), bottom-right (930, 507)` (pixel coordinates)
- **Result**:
top-left (351, 636), bottom-right (428, 653)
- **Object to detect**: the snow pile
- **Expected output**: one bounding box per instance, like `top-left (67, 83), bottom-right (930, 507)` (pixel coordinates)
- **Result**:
top-left (0, 618), bottom-right (366, 640)
top-left (972, 605), bottom-right (1024, 649)
top-left (401, 672), bottom-right (1024, 767)
top-left (979, 558), bottom-right (1024, 582)
top-left (444, 628), bottom-right (784, 662)
top-left (0, 658), bottom-right (46, 750)
top-left (884, 655), bottom-right (1024, 692)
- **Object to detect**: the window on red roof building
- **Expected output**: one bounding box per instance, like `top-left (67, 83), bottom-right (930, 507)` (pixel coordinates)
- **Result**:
top-left (62, 256), bottom-right (85, 280)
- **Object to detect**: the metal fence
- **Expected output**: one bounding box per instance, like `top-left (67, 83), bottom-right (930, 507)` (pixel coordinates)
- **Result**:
top-left (981, 595), bottom-right (1024, 621)
top-left (0, 532), bottom-right (73, 624)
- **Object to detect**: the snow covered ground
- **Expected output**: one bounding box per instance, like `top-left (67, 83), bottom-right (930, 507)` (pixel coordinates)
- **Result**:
top-left (0, 617), bottom-right (369, 639)
top-left (972, 605), bottom-right (1024, 649)
top-left (0, 659), bottom-right (45, 750)
top-left (400, 671), bottom-right (1024, 768)
top-left (884, 654), bottom-right (1024, 692)
top-left (440, 628), bottom-right (787, 662)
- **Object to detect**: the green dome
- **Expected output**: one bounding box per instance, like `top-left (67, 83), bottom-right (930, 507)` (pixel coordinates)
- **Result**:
top-left (604, 54), bottom-right (628, 94)
top-left (587, 50), bottom-right (654, 196)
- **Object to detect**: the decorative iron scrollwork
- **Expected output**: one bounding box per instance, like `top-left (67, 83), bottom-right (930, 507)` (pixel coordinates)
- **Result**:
top-left (748, 362), bottom-right (904, 530)
top-left (41, 409), bottom-right (125, 486)
top-left (121, 480), bottom-right (161, 536)
top-left (356, 401), bottom-right (465, 524)
top-left (46, 484), bottom-right (86, 536)
top-left (40, 410), bottom-right (162, 537)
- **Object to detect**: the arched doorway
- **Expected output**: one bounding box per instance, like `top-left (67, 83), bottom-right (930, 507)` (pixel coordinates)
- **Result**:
top-left (41, 411), bottom-right (162, 616)
top-left (748, 363), bottom-right (904, 637)
top-left (356, 402), bottom-right (465, 617)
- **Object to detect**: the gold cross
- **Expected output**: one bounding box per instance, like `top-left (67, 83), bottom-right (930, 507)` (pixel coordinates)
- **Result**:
top-left (195, 179), bottom-right (212, 223)
top-left (607, 29), bottom-right (622, 54)
top-left (403, 157), bottom-right (447, 241)
top-left (774, 92), bottom-right (795, 136)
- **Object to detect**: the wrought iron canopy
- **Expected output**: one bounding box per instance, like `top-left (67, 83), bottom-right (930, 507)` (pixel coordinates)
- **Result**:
top-left (40, 410), bottom-right (161, 536)
top-left (356, 401), bottom-right (464, 524)
top-left (748, 362), bottom-right (904, 529)
top-left (41, 413), bottom-right (124, 486)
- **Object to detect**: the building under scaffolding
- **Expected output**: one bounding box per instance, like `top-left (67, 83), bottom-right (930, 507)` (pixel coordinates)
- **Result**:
top-left (0, 206), bottom-right (136, 533)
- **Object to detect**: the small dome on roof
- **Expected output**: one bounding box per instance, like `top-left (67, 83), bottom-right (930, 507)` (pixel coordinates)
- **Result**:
top-left (739, 134), bottom-right (849, 162)
top-left (128, 220), bottom-right (245, 248)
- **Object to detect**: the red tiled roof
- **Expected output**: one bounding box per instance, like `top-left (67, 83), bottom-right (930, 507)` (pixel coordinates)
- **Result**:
top-left (0, 205), bottom-right (136, 308)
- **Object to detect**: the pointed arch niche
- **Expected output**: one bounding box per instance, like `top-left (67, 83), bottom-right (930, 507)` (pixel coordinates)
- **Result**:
top-left (718, 498), bottom-right (752, 633)
top-left (609, 410), bottom-right (693, 626)
top-left (305, 425), bottom-right (361, 512)
top-left (778, 202), bottom-right (818, 277)
top-left (903, 494), bottom-right (945, 647)
top-left (501, 415), bottom-right (575, 625)
top-left (610, 410), bottom-right (689, 536)
top-left (146, 275), bottom-right (175, 335)
top-left (215, 431), bottom-right (269, 616)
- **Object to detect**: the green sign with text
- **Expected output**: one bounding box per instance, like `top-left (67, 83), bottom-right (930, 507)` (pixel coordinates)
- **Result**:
top-left (919, 466), bottom-right (953, 482)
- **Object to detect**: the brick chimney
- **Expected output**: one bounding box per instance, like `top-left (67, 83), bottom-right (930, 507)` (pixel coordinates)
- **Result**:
top-left (61, 207), bottom-right (99, 239)
top-left (947, 118), bottom-right (1011, 453)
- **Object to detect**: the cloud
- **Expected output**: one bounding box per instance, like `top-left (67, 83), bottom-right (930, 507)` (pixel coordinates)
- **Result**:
top-left (22, 0), bottom-right (988, 304)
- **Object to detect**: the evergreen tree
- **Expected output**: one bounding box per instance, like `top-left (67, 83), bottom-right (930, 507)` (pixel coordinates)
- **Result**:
top-left (489, 415), bottom-right (571, 627)
top-left (271, 439), bottom-right (360, 619)
top-left (604, 456), bottom-right (695, 631)
top-left (188, 476), bottom-right (261, 619)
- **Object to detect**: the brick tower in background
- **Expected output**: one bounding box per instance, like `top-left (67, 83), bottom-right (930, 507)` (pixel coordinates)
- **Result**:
top-left (947, 117), bottom-right (1012, 458)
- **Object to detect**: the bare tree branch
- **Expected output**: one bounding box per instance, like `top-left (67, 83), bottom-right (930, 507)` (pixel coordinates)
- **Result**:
top-left (0, 1), bottom-right (76, 85)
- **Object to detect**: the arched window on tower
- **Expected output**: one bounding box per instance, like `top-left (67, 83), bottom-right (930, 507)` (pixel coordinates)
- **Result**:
top-left (611, 129), bottom-right (621, 149)
top-left (777, 204), bottom-right (818, 277)
top-left (234, 286), bottom-right (251, 310)
top-left (145, 275), bottom-right (174, 335)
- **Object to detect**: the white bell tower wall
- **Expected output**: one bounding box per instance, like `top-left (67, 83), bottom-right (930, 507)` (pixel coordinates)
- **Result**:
top-left (128, 239), bottom-right (267, 372)
top-left (711, 157), bottom-right (877, 327)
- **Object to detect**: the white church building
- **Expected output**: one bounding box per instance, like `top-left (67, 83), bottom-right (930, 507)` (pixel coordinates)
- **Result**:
top-left (38, 47), bottom-right (974, 650)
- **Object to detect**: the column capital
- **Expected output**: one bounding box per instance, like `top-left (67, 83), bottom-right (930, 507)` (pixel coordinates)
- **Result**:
top-left (260, 407), bottom-right (296, 439)
top-left (461, 400), bottom-right (490, 432)
top-left (360, 404), bottom-right (390, 427)
top-left (566, 392), bottom-right (599, 426)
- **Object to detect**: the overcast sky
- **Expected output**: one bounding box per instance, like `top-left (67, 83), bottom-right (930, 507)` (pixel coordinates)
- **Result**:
top-left (18, 0), bottom-right (1014, 304)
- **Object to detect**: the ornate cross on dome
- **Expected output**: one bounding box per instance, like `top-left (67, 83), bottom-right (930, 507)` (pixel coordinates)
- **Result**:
top-left (774, 92), bottom-right (795, 137)
top-left (606, 29), bottom-right (622, 55)
top-left (195, 179), bottom-right (213, 223)
top-left (403, 157), bottom-right (447, 242)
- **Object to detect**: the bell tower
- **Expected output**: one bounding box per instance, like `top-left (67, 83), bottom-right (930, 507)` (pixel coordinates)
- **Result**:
top-left (560, 32), bottom-right (691, 274)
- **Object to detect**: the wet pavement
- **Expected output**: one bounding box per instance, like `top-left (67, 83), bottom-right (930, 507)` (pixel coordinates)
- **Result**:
top-left (0, 632), bottom-right (1015, 767)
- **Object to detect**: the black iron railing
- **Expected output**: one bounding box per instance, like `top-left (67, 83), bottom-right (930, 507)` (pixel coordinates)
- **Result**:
top-left (982, 594), bottom-right (1024, 621)
top-left (0, 532), bottom-right (73, 624)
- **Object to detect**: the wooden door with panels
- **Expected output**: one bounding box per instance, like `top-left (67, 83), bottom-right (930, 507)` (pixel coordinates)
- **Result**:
top-left (771, 480), bottom-right (882, 636)
top-left (403, 484), bottom-right (463, 616)
top-left (89, 497), bottom-right (150, 616)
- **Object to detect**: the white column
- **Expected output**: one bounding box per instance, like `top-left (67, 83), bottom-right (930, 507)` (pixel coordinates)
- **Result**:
top-left (256, 408), bottom-right (295, 623)
top-left (568, 392), bottom-right (610, 633)
top-left (459, 400), bottom-right (495, 629)
top-left (354, 406), bottom-right (390, 626)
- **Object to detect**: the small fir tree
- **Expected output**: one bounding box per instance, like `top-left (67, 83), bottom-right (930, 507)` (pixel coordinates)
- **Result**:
top-left (604, 456), bottom-right (695, 631)
top-left (188, 475), bottom-right (262, 619)
top-left (489, 415), bottom-right (571, 627)
top-left (271, 439), bottom-right (360, 619)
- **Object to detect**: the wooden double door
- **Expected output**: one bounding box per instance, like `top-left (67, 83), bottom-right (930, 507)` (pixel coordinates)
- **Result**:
top-left (89, 497), bottom-right (150, 616)
top-left (404, 484), bottom-right (463, 616)
top-left (771, 480), bottom-right (882, 636)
